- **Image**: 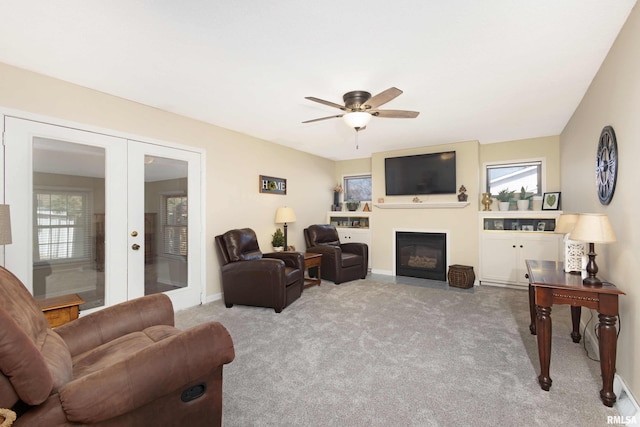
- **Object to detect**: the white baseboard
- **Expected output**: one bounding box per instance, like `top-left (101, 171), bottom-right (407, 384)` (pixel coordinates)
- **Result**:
top-left (614, 375), bottom-right (639, 425)
top-left (204, 292), bottom-right (222, 304)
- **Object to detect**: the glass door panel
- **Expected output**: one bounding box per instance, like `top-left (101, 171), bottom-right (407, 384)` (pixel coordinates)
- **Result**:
top-left (32, 138), bottom-right (106, 310)
top-left (144, 156), bottom-right (188, 295)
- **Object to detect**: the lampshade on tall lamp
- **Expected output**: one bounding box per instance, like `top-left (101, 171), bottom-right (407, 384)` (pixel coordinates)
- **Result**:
top-left (0, 204), bottom-right (12, 245)
top-left (275, 207), bottom-right (296, 250)
top-left (554, 213), bottom-right (586, 274)
top-left (569, 213), bottom-right (616, 286)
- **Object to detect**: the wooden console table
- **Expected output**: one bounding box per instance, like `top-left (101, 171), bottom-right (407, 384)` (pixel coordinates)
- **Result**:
top-left (525, 260), bottom-right (624, 407)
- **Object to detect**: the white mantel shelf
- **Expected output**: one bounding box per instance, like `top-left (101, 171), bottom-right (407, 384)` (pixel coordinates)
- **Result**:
top-left (374, 202), bottom-right (470, 209)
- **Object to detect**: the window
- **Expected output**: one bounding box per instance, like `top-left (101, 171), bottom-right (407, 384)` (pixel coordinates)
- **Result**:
top-left (486, 161), bottom-right (542, 196)
top-left (34, 189), bottom-right (92, 262)
top-left (162, 194), bottom-right (188, 257)
top-left (344, 175), bottom-right (372, 202)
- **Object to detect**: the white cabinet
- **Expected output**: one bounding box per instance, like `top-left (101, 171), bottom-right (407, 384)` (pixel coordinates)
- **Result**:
top-left (327, 212), bottom-right (371, 269)
top-left (479, 213), bottom-right (562, 288)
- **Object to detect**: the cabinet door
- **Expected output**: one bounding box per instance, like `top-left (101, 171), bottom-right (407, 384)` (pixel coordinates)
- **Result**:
top-left (480, 234), bottom-right (519, 283)
top-left (516, 234), bottom-right (561, 284)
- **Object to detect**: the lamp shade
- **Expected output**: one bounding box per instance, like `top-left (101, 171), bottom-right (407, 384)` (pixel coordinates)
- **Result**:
top-left (570, 213), bottom-right (616, 243)
top-left (342, 112), bottom-right (371, 129)
top-left (554, 214), bottom-right (579, 234)
top-left (0, 204), bottom-right (12, 245)
top-left (275, 207), bottom-right (296, 224)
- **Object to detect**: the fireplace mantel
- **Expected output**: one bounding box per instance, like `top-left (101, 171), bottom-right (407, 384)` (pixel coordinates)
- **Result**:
top-left (374, 202), bottom-right (470, 209)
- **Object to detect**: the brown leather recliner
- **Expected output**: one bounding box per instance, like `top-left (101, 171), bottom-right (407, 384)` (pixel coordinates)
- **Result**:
top-left (215, 228), bottom-right (304, 313)
top-left (0, 266), bottom-right (234, 427)
top-left (304, 224), bottom-right (368, 284)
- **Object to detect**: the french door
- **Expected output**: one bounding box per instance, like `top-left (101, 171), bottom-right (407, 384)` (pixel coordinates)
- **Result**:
top-left (3, 117), bottom-right (203, 311)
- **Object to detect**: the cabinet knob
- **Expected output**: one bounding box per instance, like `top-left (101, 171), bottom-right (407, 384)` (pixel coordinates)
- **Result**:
top-left (520, 245), bottom-right (523, 248)
top-left (512, 245), bottom-right (516, 248)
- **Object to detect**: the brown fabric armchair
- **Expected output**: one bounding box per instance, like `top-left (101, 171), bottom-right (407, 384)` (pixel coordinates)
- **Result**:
top-left (0, 266), bottom-right (234, 427)
top-left (304, 224), bottom-right (368, 284)
top-left (215, 228), bottom-right (304, 313)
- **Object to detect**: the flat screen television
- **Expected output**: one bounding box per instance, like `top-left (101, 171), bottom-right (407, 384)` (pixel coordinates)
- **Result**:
top-left (385, 151), bottom-right (456, 195)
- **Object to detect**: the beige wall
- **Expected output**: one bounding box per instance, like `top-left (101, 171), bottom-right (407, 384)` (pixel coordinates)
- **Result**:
top-left (0, 62), bottom-right (335, 299)
top-left (561, 4), bottom-right (640, 401)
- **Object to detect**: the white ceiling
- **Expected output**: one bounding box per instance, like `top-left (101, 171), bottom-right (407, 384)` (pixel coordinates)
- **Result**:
top-left (1, 1), bottom-right (636, 161)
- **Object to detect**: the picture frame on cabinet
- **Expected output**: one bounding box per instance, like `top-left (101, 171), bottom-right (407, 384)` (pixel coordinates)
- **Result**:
top-left (522, 225), bottom-right (534, 231)
top-left (493, 219), bottom-right (504, 230)
top-left (537, 221), bottom-right (546, 231)
top-left (542, 192), bottom-right (561, 210)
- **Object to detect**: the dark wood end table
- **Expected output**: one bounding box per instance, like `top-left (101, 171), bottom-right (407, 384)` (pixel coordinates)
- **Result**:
top-left (526, 260), bottom-right (624, 407)
top-left (303, 252), bottom-right (323, 288)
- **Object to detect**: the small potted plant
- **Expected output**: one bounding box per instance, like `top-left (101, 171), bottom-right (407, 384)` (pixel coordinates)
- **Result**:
top-left (517, 186), bottom-right (533, 211)
top-left (496, 189), bottom-right (514, 211)
top-left (345, 200), bottom-right (360, 211)
top-left (271, 228), bottom-right (285, 251)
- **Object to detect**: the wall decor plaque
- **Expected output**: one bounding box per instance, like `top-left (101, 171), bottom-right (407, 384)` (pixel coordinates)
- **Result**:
top-left (259, 175), bottom-right (287, 195)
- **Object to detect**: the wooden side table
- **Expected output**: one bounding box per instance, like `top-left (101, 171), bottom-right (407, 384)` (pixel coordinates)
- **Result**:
top-left (526, 260), bottom-right (624, 407)
top-left (303, 253), bottom-right (323, 288)
top-left (36, 294), bottom-right (84, 328)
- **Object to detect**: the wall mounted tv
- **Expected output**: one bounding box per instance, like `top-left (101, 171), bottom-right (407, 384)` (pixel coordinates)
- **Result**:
top-left (385, 151), bottom-right (457, 196)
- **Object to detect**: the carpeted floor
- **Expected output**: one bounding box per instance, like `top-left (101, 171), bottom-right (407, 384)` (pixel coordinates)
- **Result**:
top-left (175, 275), bottom-right (623, 426)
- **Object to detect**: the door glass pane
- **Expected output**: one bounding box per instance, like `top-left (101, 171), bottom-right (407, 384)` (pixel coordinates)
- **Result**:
top-left (32, 138), bottom-right (105, 310)
top-left (144, 155), bottom-right (188, 294)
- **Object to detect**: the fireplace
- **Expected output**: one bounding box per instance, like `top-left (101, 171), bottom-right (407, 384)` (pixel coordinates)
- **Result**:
top-left (396, 231), bottom-right (447, 281)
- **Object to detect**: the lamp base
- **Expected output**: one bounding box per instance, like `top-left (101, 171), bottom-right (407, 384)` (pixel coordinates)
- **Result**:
top-left (582, 276), bottom-right (603, 287)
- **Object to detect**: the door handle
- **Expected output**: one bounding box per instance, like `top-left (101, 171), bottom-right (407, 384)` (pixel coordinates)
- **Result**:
top-left (132, 244), bottom-right (141, 250)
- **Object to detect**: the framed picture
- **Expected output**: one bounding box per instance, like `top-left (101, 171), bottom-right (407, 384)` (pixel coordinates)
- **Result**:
top-left (522, 225), bottom-right (534, 231)
top-left (542, 192), bottom-right (561, 210)
top-left (259, 175), bottom-right (287, 195)
top-left (537, 221), bottom-right (546, 231)
top-left (493, 219), bottom-right (504, 230)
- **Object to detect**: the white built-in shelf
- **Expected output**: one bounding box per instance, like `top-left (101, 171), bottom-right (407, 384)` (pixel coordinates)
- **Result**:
top-left (374, 202), bottom-right (470, 209)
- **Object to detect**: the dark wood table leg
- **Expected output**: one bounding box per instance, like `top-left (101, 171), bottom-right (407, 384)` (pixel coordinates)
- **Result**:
top-left (598, 312), bottom-right (618, 407)
top-left (536, 304), bottom-right (553, 391)
top-left (570, 306), bottom-right (582, 343)
top-left (529, 284), bottom-right (536, 335)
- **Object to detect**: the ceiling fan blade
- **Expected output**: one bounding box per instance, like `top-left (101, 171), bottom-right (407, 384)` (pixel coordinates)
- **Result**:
top-left (305, 96), bottom-right (347, 111)
top-left (364, 87), bottom-right (403, 109)
top-left (302, 114), bottom-right (344, 124)
top-left (372, 110), bottom-right (420, 118)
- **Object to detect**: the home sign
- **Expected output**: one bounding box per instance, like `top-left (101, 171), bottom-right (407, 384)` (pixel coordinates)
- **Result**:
top-left (259, 175), bottom-right (287, 195)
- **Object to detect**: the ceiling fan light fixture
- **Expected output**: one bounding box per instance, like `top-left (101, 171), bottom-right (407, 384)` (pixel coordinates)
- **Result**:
top-left (343, 111), bottom-right (371, 129)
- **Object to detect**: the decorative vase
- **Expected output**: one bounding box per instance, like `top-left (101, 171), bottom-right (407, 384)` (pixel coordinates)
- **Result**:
top-left (333, 191), bottom-right (340, 206)
top-left (273, 246), bottom-right (284, 252)
top-left (499, 201), bottom-right (510, 211)
top-left (481, 193), bottom-right (493, 211)
top-left (517, 199), bottom-right (530, 211)
top-left (346, 201), bottom-right (360, 211)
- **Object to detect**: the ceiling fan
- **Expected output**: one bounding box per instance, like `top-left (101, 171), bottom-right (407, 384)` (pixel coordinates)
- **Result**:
top-left (302, 87), bottom-right (420, 131)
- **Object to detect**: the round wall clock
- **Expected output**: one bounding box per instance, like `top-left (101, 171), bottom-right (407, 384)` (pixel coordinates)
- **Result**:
top-left (596, 125), bottom-right (618, 205)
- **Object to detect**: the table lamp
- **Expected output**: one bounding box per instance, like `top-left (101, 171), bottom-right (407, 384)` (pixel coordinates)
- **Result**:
top-left (554, 213), bottom-right (586, 274)
top-left (275, 207), bottom-right (296, 250)
top-left (569, 213), bottom-right (616, 286)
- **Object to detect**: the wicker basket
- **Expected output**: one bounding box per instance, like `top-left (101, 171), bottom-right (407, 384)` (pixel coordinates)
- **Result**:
top-left (447, 265), bottom-right (475, 289)
top-left (0, 408), bottom-right (16, 427)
